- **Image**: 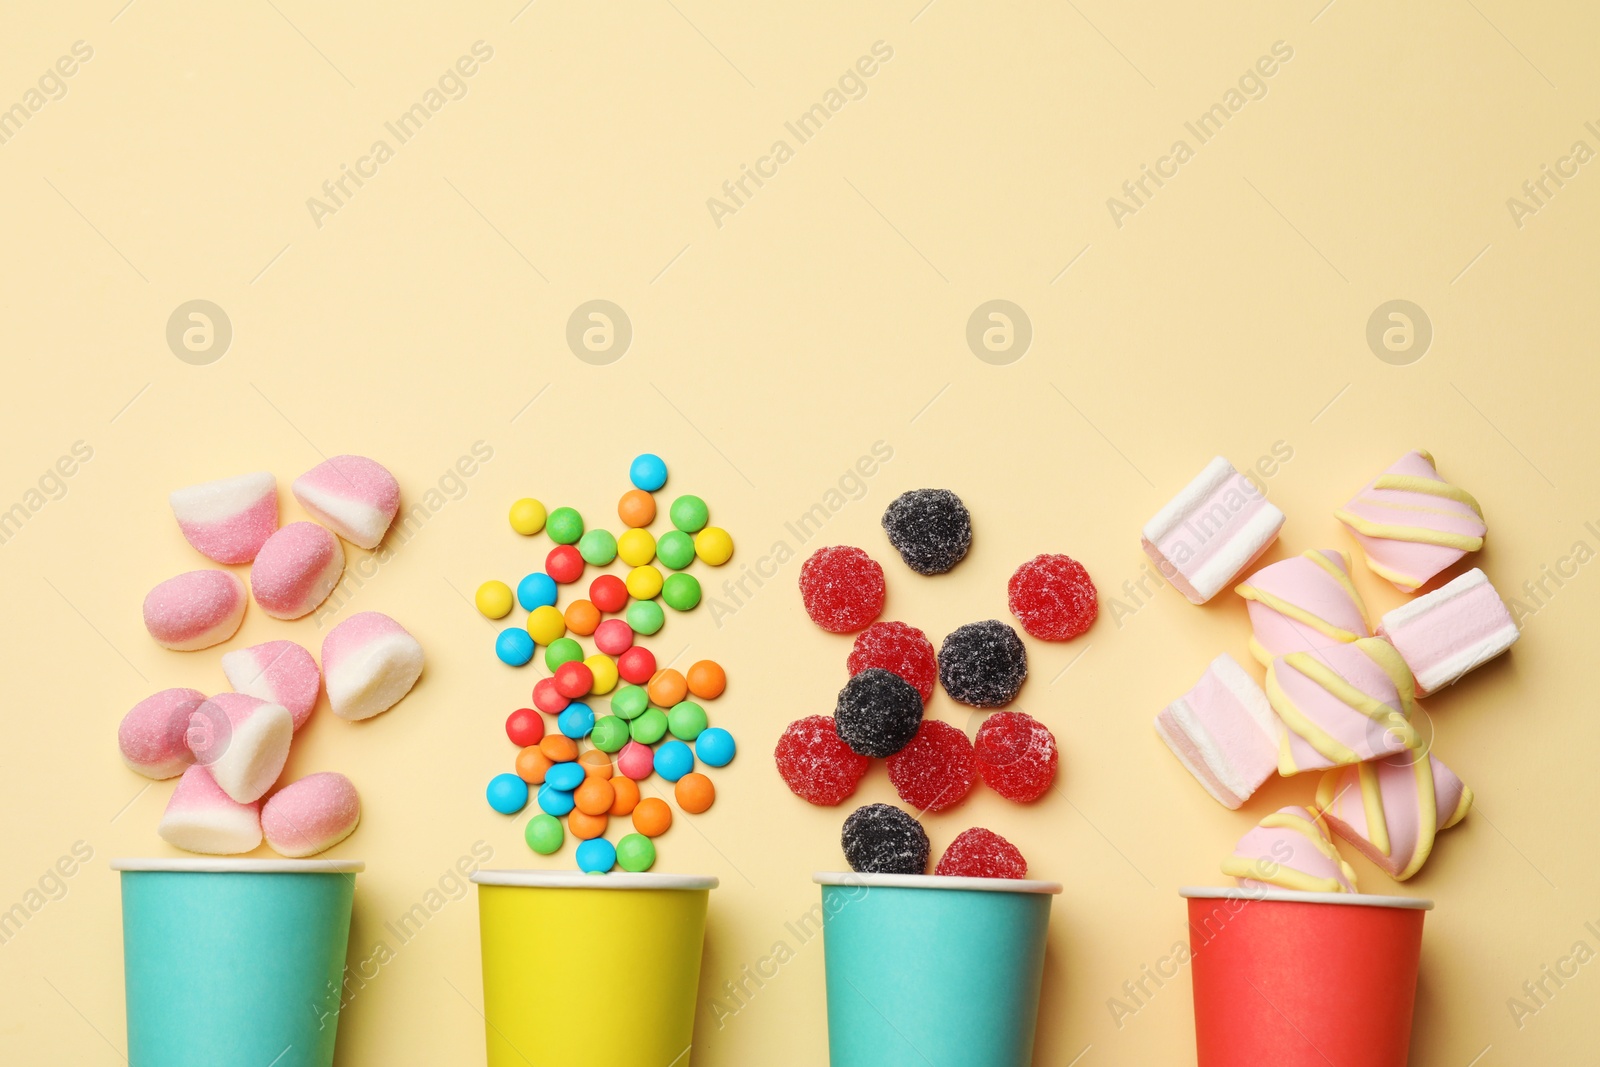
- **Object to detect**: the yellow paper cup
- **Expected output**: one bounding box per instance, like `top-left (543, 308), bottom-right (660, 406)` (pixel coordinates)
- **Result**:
top-left (471, 870), bottom-right (717, 1067)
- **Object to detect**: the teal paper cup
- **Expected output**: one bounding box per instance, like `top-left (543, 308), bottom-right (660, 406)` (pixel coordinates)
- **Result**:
top-left (814, 872), bottom-right (1062, 1067)
top-left (112, 858), bottom-right (363, 1067)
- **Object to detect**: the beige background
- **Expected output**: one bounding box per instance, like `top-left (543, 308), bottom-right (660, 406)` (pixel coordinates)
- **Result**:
top-left (2, 1), bottom-right (1597, 1063)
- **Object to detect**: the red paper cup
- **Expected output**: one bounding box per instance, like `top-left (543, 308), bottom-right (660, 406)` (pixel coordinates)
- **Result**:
top-left (1180, 887), bottom-right (1432, 1067)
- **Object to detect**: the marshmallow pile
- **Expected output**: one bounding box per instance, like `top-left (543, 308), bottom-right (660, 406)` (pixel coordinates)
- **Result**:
top-left (119, 456), bottom-right (424, 856)
top-left (1147, 451), bottom-right (1515, 888)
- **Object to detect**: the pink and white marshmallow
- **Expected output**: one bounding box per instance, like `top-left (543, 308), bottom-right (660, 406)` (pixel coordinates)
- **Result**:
top-left (321, 612), bottom-right (424, 721)
top-left (1334, 449), bottom-right (1486, 592)
top-left (262, 772), bottom-right (361, 857)
top-left (1378, 568), bottom-right (1519, 696)
top-left (158, 765), bottom-right (262, 855)
top-left (221, 640), bottom-right (322, 731)
top-left (1221, 805), bottom-right (1359, 894)
top-left (250, 522), bottom-right (344, 620)
top-left (118, 688), bottom-right (206, 779)
top-left (1265, 638), bottom-right (1420, 776)
top-left (1234, 549), bottom-right (1373, 666)
top-left (292, 455), bottom-right (400, 550)
top-left (186, 693), bottom-right (292, 804)
top-left (1154, 653), bottom-right (1280, 809)
top-left (168, 471), bottom-right (278, 564)
top-left (1141, 456), bottom-right (1285, 604)
top-left (142, 569), bottom-right (248, 651)
top-left (1317, 750), bottom-right (1473, 880)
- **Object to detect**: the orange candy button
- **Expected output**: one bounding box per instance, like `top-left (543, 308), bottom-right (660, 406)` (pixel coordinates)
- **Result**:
top-left (579, 750), bottom-right (613, 779)
top-left (647, 669), bottom-right (688, 708)
top-left (686, 660), bottom-right (726, 700)
top-left (574, 777), bottom-right (616, 816)
top-left (609, 777), bottom-right (641, 816)
top-left (565, 599), bottom-right (600, 636)
top-left (632, 796), bottom-right (673, 837)
top-left (675, 772), bottom-right (715, 814)
top-left (540, 735), bottom-right (578, 763)
top-left (569, 809), bottom-right (608, 840)
top-left (618, 489), bottom-right (656, 528)
top-left (515, 746), bottom-right (553, 785)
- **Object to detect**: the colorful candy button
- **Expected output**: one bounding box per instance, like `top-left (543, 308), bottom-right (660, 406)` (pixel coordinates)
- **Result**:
top-left (545, 637), bottom-right (584, 671)
top-left (594, 619), bottom-right (634, 656)
top-left (564, 599), bottom-right (600, 636)
top-left (576, 837), bottom-right (617, 874)
top-left (618, 490), bottom-right (656, 529)
top-left (617, 527), bottom-right (656, 566)
top-left (590, 574), bottom-right (629, 613)
top-left (546, 762), bottom-right (586, 791)
top-left (569, 809), bottom-right (608, 840)
top-left (610, 685), bottom-right (649, 720)
top-left (555, 660), bottom-right (594, 698)
top-left (487, 773), bottom-right (530, 815)
top-left (591, 715), bottom-right (631, 752)
top-left (476, 580), bottom-right (515, 619)
top-left (695, 727), bottom-right (737, 768)
top-left (626, 565), bottom-right (663, 600)
top-left (516, 572), bottom-right (558, 611)
top-left (654, 740), bottom-right (694, 782)
top-left (537, 783), bottom-right (576, 816)
top-left (585, 653), bottom-right (619, 695)
top-left (515, 746), bottom-right (553, 784)
top-left (525, 813), bottom-right (563, 854)
top-left (506, 707), bottom-right (544, 747)
top-left (574, 776), bottom-right (615, 816)
top-left (578, 529), bottom-right (617, 566)
top-left (647, 669), bottom-right (688, 707)
top-left (532, 677), bottom-right (570, 715)
top-left (632, 797), bottom-right (672, 837)
top-left (617, 740), bottom-right (654, 779)
top-left (669, 495), bottom-right (709, 533)
top-left (694, 527), bottom-right (734, 566)
top-left (547, 544), bottom-right (584, 584)
top-left (509, 498), bottom-right (547, 536)
top-left (557, 702), bottom-right (595, 739)
top-left (539, 734), bottom-right (578, 763)
top-left (547, 507), bottom-right (584, 545)
top-left (667, 701), bottom-right (708, 741)
top-left (629, 708), bottom-right (668, 745)
top-left (496, 628), bottom-right (535, 666)
top-left (686, 660), bottom-right (726, 699)
top-left (675, 772), bottom-right (715, 813)
top-left (630, 454), bottom-right (668, 492)
top-left (526, 604), bottom-right (566, 645)
top-left (609, 777), bottom-right (641, 816)
top-left (617, 645), bottom-right (656, 685)
top-left (662, 573), bottom-right (701, 611)
top-left (579, 749), bottom-right (613, 778)
top-left (627, 600), bottom-right (665, 636)
top-left (616, 832), bottom-right (656, 872)
top-left (656, 530), bottom-right (696, 571)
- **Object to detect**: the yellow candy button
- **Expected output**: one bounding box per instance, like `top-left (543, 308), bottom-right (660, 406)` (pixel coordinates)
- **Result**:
top-left (585, 653), bottom-right (619, 695)
top-left (626, 565), bottom-right (664, 600)
top-left (476, 580), bottom-right (515, 619)
top-left (526, 604), bottom-right (566, 645)
top-left (694, 527), bottom-right (734, 566)
top-left (509, 498), bottom-right (547, 536)
top-left (617, 528), bottom-right (657, 567)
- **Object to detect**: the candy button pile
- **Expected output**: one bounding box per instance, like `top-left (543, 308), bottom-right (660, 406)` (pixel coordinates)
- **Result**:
top-left (781, 487), bottom-right (1093, 879)
top-left (1145, 449), bottom-right (1511, 887)
top-left (484, 455), bottom-right (738, 873)
top-left (119, 454), bottom-right (425, 857)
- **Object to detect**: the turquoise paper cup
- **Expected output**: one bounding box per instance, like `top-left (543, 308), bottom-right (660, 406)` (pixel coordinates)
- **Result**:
top-left (814, 872), bottom-right (1061, 1067)
top-left (112, 858), bottom-right (362, 1067)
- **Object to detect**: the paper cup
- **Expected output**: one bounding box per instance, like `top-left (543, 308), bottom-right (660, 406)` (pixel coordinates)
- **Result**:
top-left (471, 870), bottom-right (717, 1067)
top-left (813, 872), bottom-right (1061, 1067)
top-left (112, 858), bottom-right (362, 1067)
top-left (1181, 887), bottom-right (1432, 1067)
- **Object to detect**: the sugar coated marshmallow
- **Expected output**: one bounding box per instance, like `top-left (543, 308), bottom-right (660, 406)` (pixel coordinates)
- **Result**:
top-left (320, 611), bottom-right (424, 721)
top-left (1265, 637), bottom-right (1420, 776)
top-left (187, 693), bottom-right (292, 804)
top-left (158, 765), bottom-right (262, 855)
top-left (1221, 805), bottom-right (1358, 894)
top-left (250, 522), bottom-right (345, 619)
top-left (1377, 568), bottom-right (1519, 695)
top-left (142, 569), bottom-right (247, 651)
top-left (118, 688), bottom-right (205, 779)
top-left (1153, 653), bottom-right (1279, 809)
top-left (262, 772), bottom-right (362, 857)
top-left (1316, 750), bottom-right (1473, 880)
top-left (1334, 449), bottom-right (1485, 592)
top-left (1141, 456), bottom-right (1285, 604)
top-left (221, 640), bottom-right (321, 731)
top-left (168, 471), bottom-right (279, 564)
top-left (292, 454), bottom-right (401, 549)
top-left (1234, 549), bottom-right (1372, 666)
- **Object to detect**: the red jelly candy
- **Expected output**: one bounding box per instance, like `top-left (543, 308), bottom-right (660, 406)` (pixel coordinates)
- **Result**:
top-left (935, 827), bottom-right (1028, 879)
top-left (973, 711), bottom-right (1058, 803)
top-left (886, 720), bottom-right (975, 812)
top-left (532, 677), bottom-right (570, 715)
top-left (1007, 554), bottom-right (1098, 641)
top-left (847, 621), bottom-right (938, 703)
top-left (547, 544), bottom-right (585, 584)
top-left (799, 546), bottom-right (886, 633)
top-left (506, 707), bottom-right (544, 747)
top-left (774, 715), bottom-right (871, 806)
top-left (617, 645), bottom-right (656, 685)
top-left (590, 574), bottom-right (628, 613)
